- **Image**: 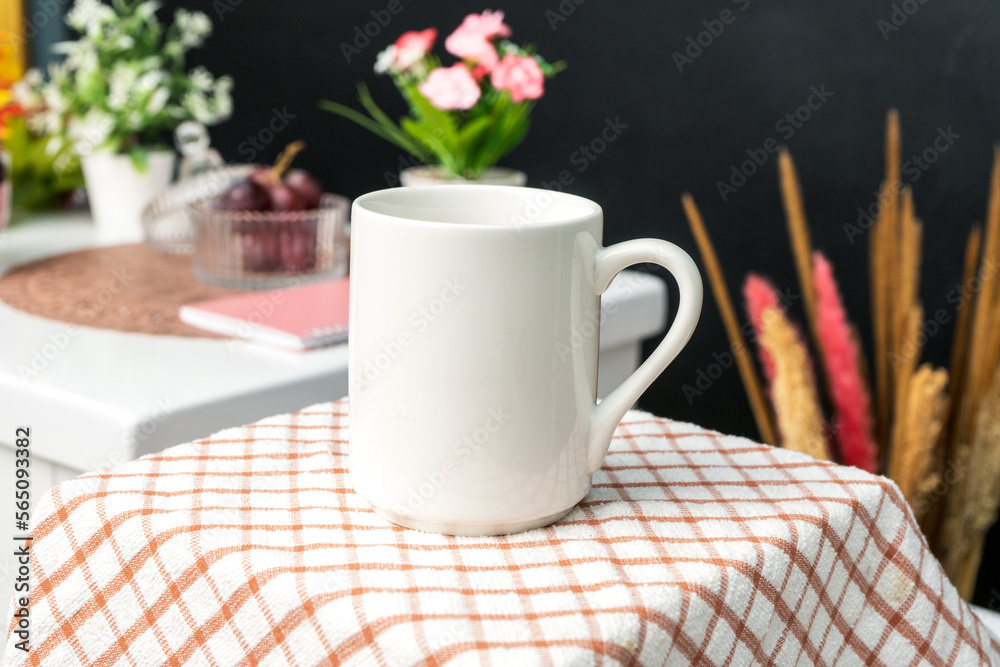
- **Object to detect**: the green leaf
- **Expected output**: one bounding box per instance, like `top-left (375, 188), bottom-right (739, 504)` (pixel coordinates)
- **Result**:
top-left (319, 99), bottom-right (434, 164)
top-left (400, 117), bottom-right (454, 170)
top-left (128, 146), bottom-right (149, 173)
top-left (401, 85), bottom-right (457, 141)
top-left (454, 115), bottom-right (493, 159)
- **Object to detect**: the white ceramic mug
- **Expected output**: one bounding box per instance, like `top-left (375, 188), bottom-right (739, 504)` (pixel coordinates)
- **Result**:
top-left (348, 186), bottom-right (703, 535)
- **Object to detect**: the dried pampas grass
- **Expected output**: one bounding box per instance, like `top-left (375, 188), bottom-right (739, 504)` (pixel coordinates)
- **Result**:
top-left (681, 109), bottom-right (1000, 601)
top-left (888, 364), bottom-right (948, 526)
top-left (759, 306), bottom-right (830, 462)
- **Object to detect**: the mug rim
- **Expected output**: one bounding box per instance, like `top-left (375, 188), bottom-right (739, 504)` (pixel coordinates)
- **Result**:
top-left (352, 184), bottom-right (602, 230)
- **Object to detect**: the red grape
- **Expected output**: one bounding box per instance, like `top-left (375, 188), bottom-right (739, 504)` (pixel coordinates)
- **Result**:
top-left (216, 179), bottom-right (270, 211)
top-left (268, 183), bottom-right (305, 211)
top-left (285, 169), bottom-right (323, 209)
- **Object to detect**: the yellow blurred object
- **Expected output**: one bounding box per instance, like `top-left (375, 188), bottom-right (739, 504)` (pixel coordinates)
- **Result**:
top-left (0, 0), bottom-right (25, 70)
top-left (0, 0), bottom-right (24, 140)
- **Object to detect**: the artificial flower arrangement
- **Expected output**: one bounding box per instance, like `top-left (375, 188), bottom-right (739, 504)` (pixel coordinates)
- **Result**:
top-left (31, 0), bottom-right (233, 172)
top-left (0, 40), bottom-right (15, 229)
top-left (2, 68), bottom-right (85, 211)
top-left (0, 40), bottom-right (22, 142)
top-left (322, 10), bottom-right (564, 180)
top-left (1, 39), bottom-right (81, 214)
top-left (683, 111), bottom-right (1000, 601)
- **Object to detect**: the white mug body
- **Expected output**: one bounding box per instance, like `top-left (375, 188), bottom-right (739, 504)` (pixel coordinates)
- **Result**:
top-left (348, 186), bottom-right (703, 535)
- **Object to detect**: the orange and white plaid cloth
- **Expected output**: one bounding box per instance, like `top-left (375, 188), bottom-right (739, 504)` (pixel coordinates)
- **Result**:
top-left (6, 399), bottom-right (1000, 666)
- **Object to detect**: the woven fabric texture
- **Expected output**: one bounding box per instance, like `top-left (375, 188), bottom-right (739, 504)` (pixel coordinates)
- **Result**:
top-left (5, 399), bottom-right (999, 666)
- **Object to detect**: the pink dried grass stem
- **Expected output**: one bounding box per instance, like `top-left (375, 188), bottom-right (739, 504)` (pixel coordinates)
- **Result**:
top-left (812, 252), bottom-right (879, 473)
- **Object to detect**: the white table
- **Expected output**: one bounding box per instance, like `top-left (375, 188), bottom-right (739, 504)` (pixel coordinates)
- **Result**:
top-left (0, 213), bottom-right (668, 468)
top-left (0, 212), bottom-right (669, 596)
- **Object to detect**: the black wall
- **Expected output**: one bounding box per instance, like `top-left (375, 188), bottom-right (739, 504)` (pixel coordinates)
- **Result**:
top-left (164, 0), bottom-right (1000, 606)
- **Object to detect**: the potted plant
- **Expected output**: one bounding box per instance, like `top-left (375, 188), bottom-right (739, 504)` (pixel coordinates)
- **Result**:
top-left (322, 10), bottom-right (564, 186)
top-left (3, 69), bottom-right (85, 213)
top-left (0, 39), bottom-right (21, 232)
top-left (37, 0), bottom-right (232, 242)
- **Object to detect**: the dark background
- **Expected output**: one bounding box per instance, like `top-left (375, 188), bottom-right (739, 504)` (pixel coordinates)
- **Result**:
top-left (42, 0), bottom-right (1000, 605)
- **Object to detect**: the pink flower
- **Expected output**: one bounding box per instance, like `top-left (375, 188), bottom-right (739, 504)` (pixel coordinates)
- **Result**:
top-left (418, 64), bottom-right (481, 111)
top-left (457, 10), bottom-right (511, 39)
top-left (393, 28), bottom-right (437, 71)
top-left (491, 54), bottom-right (544, 103)
top-left (445, 10), bottom-right (511, 72)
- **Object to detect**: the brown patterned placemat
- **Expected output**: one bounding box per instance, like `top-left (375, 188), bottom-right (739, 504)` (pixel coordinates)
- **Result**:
top-left (0, 244), bottom-right (246, 337)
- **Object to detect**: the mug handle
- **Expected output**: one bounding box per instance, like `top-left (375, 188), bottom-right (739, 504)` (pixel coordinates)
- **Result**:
top-left (587, 239), bottom-right (704, 473)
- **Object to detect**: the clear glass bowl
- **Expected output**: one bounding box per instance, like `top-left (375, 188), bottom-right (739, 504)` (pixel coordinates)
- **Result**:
top-left (191, 193), bottom-right (349, 289)
top-left (142, 165), bottom-right (257, 254)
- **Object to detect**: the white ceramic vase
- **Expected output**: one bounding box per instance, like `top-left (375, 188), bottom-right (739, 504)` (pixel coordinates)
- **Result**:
top-left (399, 166), bottom-right (527, 187)
top-left (82, 150), bottom-right (176, 244)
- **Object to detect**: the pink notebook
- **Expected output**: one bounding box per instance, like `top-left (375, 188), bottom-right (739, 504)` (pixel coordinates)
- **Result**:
top-left (180, 277), bottom-right (349, 350)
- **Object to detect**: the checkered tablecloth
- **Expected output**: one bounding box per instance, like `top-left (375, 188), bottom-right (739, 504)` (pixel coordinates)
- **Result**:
top-left (6, 399), bottom-right (1000, 666)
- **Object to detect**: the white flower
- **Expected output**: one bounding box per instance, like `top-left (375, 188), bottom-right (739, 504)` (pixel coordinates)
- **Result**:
top-left (182, 89), bottom-right (210, 124)
top-left (125, 111), bottom-right (143, 131)
top-left (66, 0), bottom-right (115, 34)
top-left (27, 110), bottom-right (60, 135)
top-left (55, 41), bottom-right (99, 84)
top-left (136, 69), bottom-right (164, 94)
top-left (212, 77), bottom-right (233, 121)
top-left (68, 109), bottom-right (115, 154)
top-left (133, 1), bottom-right (161, 21)
top-left (175, 9), bottom-right (212, 48)
top-left (12, 70), bottom-right (43, 109)
top-left (107, 65), bottom-right (138, 110)
top-left (146, 87), bottom-right (170, 115)
top-left (395, 47), bottom-right (426, 73)
top-left (182, 75), bottom-right (232, 125)
top-left (22, 69), bottom-right (43, 88)
top-left (374, 45), bottom-right (396, 74)
top-left (41, 84), bottom-right (69, 116)
top-left (45, 136), bottom-right (65, 157)
top-left (189, 66), bottom-right (213, 92)
top-left (44, 0), bottom-right (228, 146)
